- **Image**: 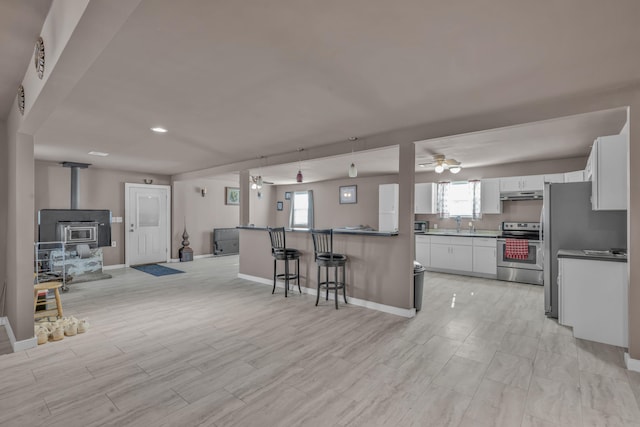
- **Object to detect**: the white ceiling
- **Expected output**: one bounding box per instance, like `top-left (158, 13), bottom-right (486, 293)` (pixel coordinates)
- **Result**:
top-left (0, 0), bottom-right (51, 118)
top-left (4, 1), bottom-right (639, 177)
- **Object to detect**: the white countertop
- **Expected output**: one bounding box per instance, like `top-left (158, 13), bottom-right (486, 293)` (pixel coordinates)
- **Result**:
top-left (416, 229), bottom-right (501, 238)
top-left (557, 249), bottom-right (627, 263)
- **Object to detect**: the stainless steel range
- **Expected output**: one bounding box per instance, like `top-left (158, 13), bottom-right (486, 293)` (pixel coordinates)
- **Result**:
top-left (497, 221), bottom-right (543, 285)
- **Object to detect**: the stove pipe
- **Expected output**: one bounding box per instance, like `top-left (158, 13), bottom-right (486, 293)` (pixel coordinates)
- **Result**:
top-left (62, 162), bottom-right (90, 209)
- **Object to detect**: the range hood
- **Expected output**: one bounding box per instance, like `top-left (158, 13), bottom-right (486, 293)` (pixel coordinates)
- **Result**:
top-left (500, 190), bottom-right (543, 201)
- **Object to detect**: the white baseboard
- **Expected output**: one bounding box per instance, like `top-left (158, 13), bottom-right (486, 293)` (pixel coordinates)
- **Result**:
top-left (0, 317), bottom-right (37, 353)
top-left (237, 274), bottom-right (416, 318)
top-left (168, 254), bottom-right (213, 263)
top-left (103, 264), bottom-right (126, 271)
top-left (625, 353), bottom-right (640, 372)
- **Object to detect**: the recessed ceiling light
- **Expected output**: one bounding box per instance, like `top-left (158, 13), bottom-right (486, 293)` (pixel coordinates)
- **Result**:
top-left (151, 127), bottom-right (168, 133)
top-left (88, 151), bottom-right (109, 157)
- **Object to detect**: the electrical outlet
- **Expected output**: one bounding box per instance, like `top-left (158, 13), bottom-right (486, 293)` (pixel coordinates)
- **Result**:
top-left (111, 241), bottom-right (117, 247)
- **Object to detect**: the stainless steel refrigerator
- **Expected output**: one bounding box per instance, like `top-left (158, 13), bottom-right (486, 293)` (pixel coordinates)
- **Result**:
top-left (543, 182), bottom-right (626, 318)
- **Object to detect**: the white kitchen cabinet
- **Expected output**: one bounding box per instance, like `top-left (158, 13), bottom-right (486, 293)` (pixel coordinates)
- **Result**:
top-left (564, 170), bottom-right (585, 183)
top-left (544, 173), bottom-right (565, 184)
top-left (499, 175), bottom-right (544, 192)
top-left (415, 235), bottom-right (431, 268)
top-left (415, 183), bottom-right (436, 214)
top-left (520, 175), bottom-right (545, 191)
top-left (472, 238), bottom-right (497, 276)
top-left (429, 236), bottom-right (472, 272)
top-left (558, 257), bottom-right (627, 347)
top-left (480, 178), bottom-right (502, 214)
top-left (499, 177), bottom-right (522, 193)
top-left (590, 134), bottom-right (628, 211)
top-left (379, 183), bottom-right (399, 231)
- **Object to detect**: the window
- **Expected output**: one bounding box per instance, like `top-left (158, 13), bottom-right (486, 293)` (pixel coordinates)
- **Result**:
top-left (289, 190), bottom-right (314, 229)
top-left (436, 181), bottom-right (481, 219)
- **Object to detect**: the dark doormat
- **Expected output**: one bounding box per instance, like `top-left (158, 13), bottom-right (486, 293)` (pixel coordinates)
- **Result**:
top-left (131, 264), bottom-right (184, 277)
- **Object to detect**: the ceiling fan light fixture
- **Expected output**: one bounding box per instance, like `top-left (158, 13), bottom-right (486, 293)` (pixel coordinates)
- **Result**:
top-left (256, 176), bottom-right (263, 189)
top-left (348, 162), bottom-right (358, 178)
top-left (432, 154), bottom-right (462, 174)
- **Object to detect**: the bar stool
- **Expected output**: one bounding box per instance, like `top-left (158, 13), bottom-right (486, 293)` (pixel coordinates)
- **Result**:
top-left (311, 229), bottom-right (348, 309)
top-left (34, 281), bottom-right (64, 319)
top-left (267, 227), bottom-right (301, 297)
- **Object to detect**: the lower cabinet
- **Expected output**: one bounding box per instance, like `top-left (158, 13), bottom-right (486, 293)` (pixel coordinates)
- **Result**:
top-left (472, 238), bottom-right (497, 276)
top-left (558, 257), bottom-right (627, 347)
top-left (415, 235), bottom-right (431, 268)
top-left (430, 236), bottom-right (473, 272)
top-left (425, 235), bottom-right (497, 278)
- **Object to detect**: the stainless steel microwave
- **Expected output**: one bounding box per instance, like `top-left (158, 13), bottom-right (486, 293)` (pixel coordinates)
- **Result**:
top-left (414, 221), bottom-right (429, 232)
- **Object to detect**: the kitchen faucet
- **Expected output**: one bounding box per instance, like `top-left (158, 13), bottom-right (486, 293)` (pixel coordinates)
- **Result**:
top-left (455, 216), bottom-right (462, 233)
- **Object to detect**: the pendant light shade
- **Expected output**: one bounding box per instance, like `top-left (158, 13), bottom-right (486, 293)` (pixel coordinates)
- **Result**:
top-left (296, 169), bottom-right (303, 183)
top-left (348, 162), bottom-right (358, 178)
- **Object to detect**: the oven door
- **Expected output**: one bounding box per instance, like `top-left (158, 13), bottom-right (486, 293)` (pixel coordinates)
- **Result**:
top-left (496, 238), bottom-right (543, 270)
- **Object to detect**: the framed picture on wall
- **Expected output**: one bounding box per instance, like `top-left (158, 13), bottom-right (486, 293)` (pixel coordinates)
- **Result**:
top-left (225, 187), bottom-right (240, 205)
top-left (284, 191), bottom-right (291, 200)
top-left (339, 185), bottom-right (357, 204)
top-left (276, 201), bottom-right (284, 211)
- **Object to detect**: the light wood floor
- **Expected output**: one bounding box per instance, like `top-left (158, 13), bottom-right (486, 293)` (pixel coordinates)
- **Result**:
top-left (0, 256), bottom-right (638, 426)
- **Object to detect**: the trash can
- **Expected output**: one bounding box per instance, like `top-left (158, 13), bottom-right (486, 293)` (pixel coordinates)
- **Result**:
top-left (413, 261), bottom-right (426, 311)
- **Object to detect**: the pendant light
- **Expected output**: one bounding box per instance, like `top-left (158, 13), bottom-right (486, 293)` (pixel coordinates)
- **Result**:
top-left (348, 162), bottom-right (357, 178)
top-left (296, 148), bottom-right (304, 183)
top-left (348, 137), bottom-right (358, 178)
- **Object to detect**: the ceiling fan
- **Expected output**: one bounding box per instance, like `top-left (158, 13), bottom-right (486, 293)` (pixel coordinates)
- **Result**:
top-left (250, 175), bottom-right (273, 190)
top-left (419, 154), bottom-right (463, 174)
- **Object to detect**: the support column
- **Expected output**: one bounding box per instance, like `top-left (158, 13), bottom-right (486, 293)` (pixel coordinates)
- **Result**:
top-left (239, 170), bottom-right (250, 226)
top-left (6, 132), bottom-right (35, 342)
top-left (398, 142), bottom-right (416, 309)
top-left (0, 121), bottom-right (7, 318)
top-left (628, 99), bottom-right (640, 359)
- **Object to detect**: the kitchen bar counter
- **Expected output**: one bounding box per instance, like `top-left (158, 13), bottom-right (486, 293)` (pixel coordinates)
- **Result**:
top-left (557, 249), bottom-right (627, 263)
top-left (237, 225), bottom-right (398, 237)
top-left (237, 226), bottom-right (413, 316)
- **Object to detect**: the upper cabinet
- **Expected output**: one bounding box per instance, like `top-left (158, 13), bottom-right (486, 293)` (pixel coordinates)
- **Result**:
top-left (544, 173), bottom-right (565, 184)
top-left (480, 178), bottom-right (501, 214)
top-left (499, 174), bottom-right (544, 192)
top-left (590, 134), bottom-right (628, 211)
top-left (564, 170), bottom-right (585, 183)
top-left (379, 183), bottom-right (399, 231)
top-left (415, 183), bottom-right (436, 214)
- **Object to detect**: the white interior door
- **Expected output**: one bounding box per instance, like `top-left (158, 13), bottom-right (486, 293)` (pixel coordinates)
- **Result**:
top-left (125, 183), bottom-right (171, 266)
